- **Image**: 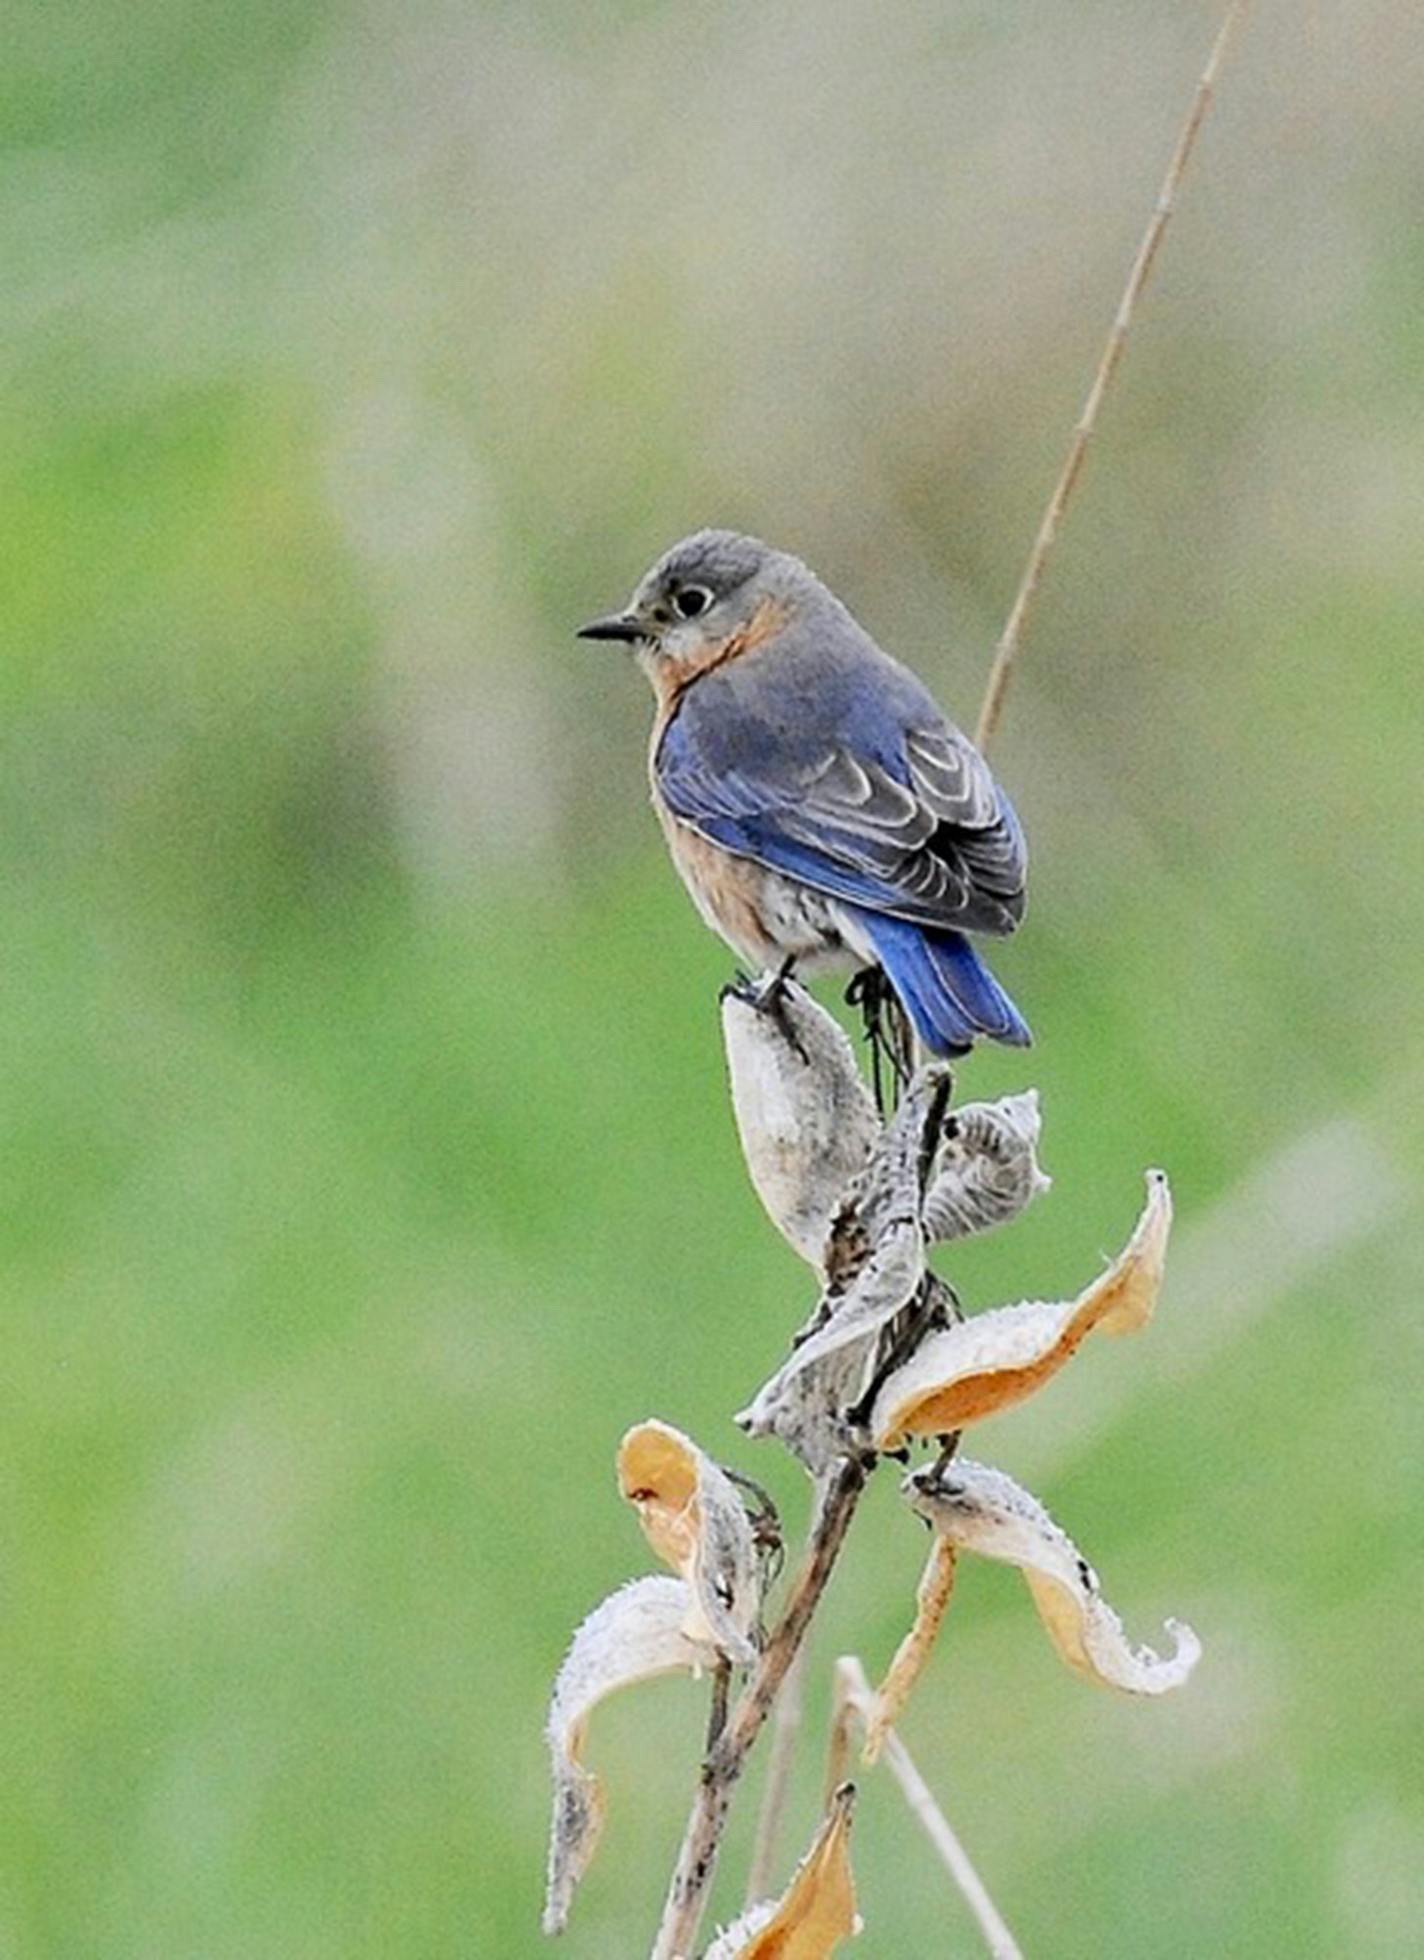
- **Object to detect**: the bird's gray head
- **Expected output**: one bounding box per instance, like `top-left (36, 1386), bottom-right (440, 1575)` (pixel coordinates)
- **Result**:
top-left (577, 530), bottom-right (818, 683)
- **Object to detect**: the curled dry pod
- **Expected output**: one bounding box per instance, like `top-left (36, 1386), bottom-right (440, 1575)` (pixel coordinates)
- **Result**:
top-left (922, 1090), bottom-right (1051, 1244)
top-left (743, 1065), bottom-right (948, 1414)
top-left (543, 1576), bottom-right (718, 1936)
top-left (618, 1419), bottom-right (760, 1665)
top-left (737, 1270), bottom-right (957, 1478)
top-left (702, 1782), bottom-right (860, 1958)
top-left (906, 1459), bottom-right (1201, 1695)
top-left (739, 1068), bottom-right (958, 1473)
top-left (737, 1220), bottom-right (922, 1441)
top-left (873, 1171), bottom-right (1171, 1448)
top-left (721, 975), bottom-right (879, 1270)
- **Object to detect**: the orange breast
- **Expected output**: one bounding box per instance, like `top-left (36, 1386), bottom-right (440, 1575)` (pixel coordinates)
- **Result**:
top-left (653, 802), bottom-right (781, 967)
top-left (645, 595), bottom-right (798, 966)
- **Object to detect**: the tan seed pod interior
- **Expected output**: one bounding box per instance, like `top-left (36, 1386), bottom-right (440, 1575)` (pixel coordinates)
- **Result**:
top-left (618, 1418), bottom-right (760, 1665)
top-left (872, 1170), bottom-right (1171, 1447)
top-left (703, 1783), bottom-right (860, 1958)
top-left (906, 1459), bottom-right (1201, 1696)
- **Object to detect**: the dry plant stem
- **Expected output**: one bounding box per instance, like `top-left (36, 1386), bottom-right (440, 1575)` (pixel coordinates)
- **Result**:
top-left (742, 1637), bottom-right (809, 1906)
top-left (975, 0), bottom-right (1249, 755)
top-left (833, 1657), bottom-right (1023, 1960)
top-left (875, 1723), bottom-right (1023, 1960)
top-left (743, 1470), bottom-right (836, 1904)
top-left (650, 1455), bottom-right (868, 1960)
top-left (706, 1659), bottom-right (732, 1754)
top-left (864, 1534), bottom-right (958, 1761)
top-left (822, 1665), bottom-right (858, 1807)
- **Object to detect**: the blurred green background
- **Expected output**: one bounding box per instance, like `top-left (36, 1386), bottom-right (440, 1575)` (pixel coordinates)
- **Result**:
top-left (5, 1), bottom-right (1421, 1953)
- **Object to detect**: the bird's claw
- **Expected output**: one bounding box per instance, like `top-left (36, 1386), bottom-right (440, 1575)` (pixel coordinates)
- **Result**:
top-left (718, 969), bottom-right (761, 1007)
top-left (741, 957), bottom-right (809, 1063)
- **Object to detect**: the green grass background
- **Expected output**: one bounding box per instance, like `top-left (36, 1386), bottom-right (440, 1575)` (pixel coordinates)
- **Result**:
top-left (4, 2), bottom-right (1422, 1953)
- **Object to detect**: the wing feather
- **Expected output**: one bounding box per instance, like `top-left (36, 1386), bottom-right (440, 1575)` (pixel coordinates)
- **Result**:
top-left (656, 682), bottom-right (1026, 936)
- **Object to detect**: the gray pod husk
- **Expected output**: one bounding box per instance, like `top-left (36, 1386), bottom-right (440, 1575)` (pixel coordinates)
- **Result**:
top-left (922, 1090), bottom-right (1050, 1243)
top-left (721, 976), bottom-right (879, 1270)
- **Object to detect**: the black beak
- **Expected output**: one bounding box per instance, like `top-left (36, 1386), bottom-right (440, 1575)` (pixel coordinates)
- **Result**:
top-left (576, 610), bottom-right (645, 644)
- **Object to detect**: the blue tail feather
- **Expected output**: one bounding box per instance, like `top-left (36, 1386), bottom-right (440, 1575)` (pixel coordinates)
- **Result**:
top-left (845, 909), bottom-right (1031, 1057)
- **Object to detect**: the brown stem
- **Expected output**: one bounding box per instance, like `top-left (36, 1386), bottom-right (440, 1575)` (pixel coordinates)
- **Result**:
top-left (742, 1635), bottom-right (809, 1907)
top-left (975, 0), bottom-right (1249, 756)
top-left (649, 1454), bottom-right (869, 1960)
top-left (832, 1657), bottom-right (1023, 1960)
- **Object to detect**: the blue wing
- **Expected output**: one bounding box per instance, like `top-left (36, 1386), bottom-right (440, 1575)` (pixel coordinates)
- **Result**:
top-left (654, 655), bottom-right (1026, 938)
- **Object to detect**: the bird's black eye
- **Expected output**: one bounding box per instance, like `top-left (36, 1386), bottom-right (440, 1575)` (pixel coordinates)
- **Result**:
top-left (673, 585), bottom-right (713, 620)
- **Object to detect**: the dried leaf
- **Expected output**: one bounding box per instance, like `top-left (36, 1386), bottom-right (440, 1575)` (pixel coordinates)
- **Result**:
top-left (922, 1091), bottom-right (1051, 1243)
top-left (618, 1420), bottom-right (760, 1665)
top-left (907, 1459), bottom-right (1201, 1695)
top-left (863, 1534), bottom-right (958, 1764)
top-left (543, 1576), bottom-right (718, 1935)
top-left (703, 1783), bottom-right (860, 1957)
top-left (721, 976), bottom-right (880, 1269)
top-left (872, 1171), bottom-right (1171, 1447)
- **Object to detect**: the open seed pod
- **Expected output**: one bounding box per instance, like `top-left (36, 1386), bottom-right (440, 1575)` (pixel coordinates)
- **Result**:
top-left (738, 1222), bottom-right (924, 1436)
top-left (922, 1090), bottom-right (1051, 1243)
top-left (872, 1171), bottom-right (1171, 1448)
top-left (739, 1068), bottom-right (953, 1461)
top-left (738, 1269), bottom-right (958, 1478)
top-left (544, 1575), bottom-right (719, 1935)
top-left (906, 1458), bottom-right (1201, 1694)
top-left (702, 1782), bottom-right (860, 1957)
top-left (618, 1419), bottom-right (760, 1665)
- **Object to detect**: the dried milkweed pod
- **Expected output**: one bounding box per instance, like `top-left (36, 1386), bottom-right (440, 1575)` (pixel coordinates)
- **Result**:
top-left (872, 1171), bottom-right (1170, 1448)
top-left (738, 1068), bottom-right (959, 1473)
top-left (702, 1782), bottom-right (860, 1958)
top-left (738, 1221), bottom-right (923, 1438)
top-left (906, 1459), bottom-right (1201, 1695)
top-left (733, 1342), bottom-right (863, 1479)
top-left (743, 1067), bottom-right (949, 1407)
top-left (922, 1091), bottom-right (1051, 1243)
top-left (543, 1575), bottom-right (719, 1935)
top-left (840, 1062), bottom-right (951, 1267)
top-left (618, 1420), bottom-right (761, 1665)
top-left (721, 975), bottom-right (879, 1269)
top-left (737, 1272), bottom-right (959, 1478)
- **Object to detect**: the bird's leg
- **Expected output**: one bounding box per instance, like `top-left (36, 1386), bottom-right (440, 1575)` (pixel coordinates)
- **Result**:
top-left (762, 952), bottom-right (799, 1003)
top-left (845, 965), bottom-right (912, 1114)
top-left (844, 968), bottom-right (884, 1110)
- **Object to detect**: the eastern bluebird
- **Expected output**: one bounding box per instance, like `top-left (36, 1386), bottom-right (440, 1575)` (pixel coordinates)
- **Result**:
top-left (578, 530), bottom-right (1029, 1058)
